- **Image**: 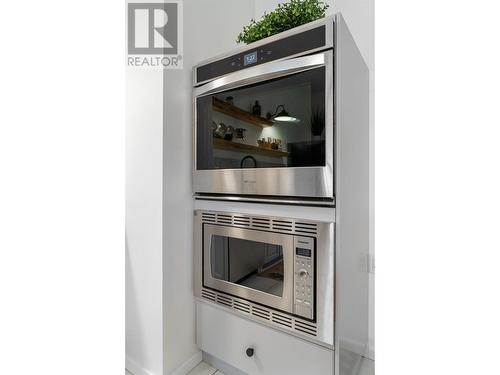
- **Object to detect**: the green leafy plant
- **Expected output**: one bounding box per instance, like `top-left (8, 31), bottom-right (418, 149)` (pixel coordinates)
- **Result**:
top-left (237, 0), bottom-right (329, 44)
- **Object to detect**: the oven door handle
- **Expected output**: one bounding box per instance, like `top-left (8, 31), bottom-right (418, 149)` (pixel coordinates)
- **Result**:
top-left (194, 51), bottom-right (328, 97)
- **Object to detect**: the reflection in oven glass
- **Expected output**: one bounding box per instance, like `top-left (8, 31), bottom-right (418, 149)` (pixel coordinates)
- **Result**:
top-left (210, 235), bottom-right (284, 297)
top-left (196, 67), bottom-right (326, 170)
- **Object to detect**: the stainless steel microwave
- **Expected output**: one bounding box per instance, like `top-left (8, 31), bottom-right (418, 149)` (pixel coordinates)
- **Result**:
top-left (193, 18), bottom-right (334, 200)
top-left (194, 210), bottom-right (334, 347)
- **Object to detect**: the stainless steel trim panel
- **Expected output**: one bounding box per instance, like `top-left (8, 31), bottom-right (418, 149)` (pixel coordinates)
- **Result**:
top-left (194, 53), bottom-right (326, 98)
top-left (194, 194), bottom-right (335, 207)
top-left (194, 210), bottom-right (334, 347)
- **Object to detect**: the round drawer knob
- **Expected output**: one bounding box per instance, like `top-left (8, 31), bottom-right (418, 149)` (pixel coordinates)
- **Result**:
top-left (246, 348), bottom-right (254, 357)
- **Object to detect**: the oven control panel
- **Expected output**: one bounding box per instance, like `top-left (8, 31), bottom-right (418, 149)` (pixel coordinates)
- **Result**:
top-left (293, 236), bottom-right (314, 320)
top-left (195, 25), bottom-right (327, 84)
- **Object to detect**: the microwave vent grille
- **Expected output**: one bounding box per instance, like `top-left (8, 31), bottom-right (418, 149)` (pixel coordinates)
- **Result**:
top-left (216, 214), bottom-right (232, 225)
top-left (272, 219), bottom-right (294, 232)
top-left (251, 217), bottom-right (271, 230)
top-left (294, 320), bottom-right (318, 336)
top-left (251, 305), bottom-right (271, 320)
top-left (233, 300), bottom-right (251, 314)
top-left (294, 222), bottom-right (318, 235)
top-left (272, 312), bottom-right (293, 328)
top-left (233, 215), bottom-right (251, 227)
top-left (200, 288), bottom-right (318, 341)
top-left (201, 212), bottom-right (216, 223)
top-left (215, 294), bottom-right (232, 308)
top-left (201, 289), bottom-right (216, 302)
top-left (201, 212), bottom-right (318, 235)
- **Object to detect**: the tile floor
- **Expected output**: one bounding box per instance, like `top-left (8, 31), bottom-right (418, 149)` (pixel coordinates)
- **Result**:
top-left (187, 361), bottom-right (224, 375)
top-left (186, 357), bottom-right (374, 375)
top-left (126, 357), bottom-right (374, 375)
top-left (359, 357), bottom-right (375, 375)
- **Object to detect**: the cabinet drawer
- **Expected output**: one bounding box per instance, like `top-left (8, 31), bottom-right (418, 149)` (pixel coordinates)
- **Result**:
top-left (196, 301), bottom-right (333, 375)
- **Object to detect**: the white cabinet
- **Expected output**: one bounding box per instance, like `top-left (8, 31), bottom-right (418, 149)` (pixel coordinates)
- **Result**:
top-left (196, 301), bottom-right (333, 375)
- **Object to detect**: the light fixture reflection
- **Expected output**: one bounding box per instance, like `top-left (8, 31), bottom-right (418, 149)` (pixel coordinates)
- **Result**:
top-left (267, 105), bottom-right (300, 123)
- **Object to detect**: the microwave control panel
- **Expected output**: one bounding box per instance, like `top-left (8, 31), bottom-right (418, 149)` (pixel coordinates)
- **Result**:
top-left (293, 236), bottom-right (315, 320)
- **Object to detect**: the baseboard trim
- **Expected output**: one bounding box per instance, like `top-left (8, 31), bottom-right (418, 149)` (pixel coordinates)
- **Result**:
top-left (170, 351), bottom-right (203, 375)
top-left (366, 344), bottom-right (375, 361)
top-left (126, 357), bottom-right (156, 375)
top-left (340, 337), bottom-right (374, 360)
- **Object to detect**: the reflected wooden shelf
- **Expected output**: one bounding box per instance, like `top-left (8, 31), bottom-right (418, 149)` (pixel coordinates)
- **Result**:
top-left (212, 97), bottom-right (274, 128)
top-left (213, 138), bottom-right (289, 157)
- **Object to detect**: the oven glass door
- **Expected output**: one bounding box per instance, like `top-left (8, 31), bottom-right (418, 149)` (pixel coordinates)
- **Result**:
top-left (193, 51), bottom-right (333, 198)
top-left (196, 64), bottom-right (326, 170)
top-left (203, 224), bottom-right (294, 313)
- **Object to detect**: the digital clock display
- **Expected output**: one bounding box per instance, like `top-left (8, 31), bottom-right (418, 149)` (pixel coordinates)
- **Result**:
top-left (296, 248), bottom-right (312, 257)
top-left (243, 51), bottom-right (258, 66)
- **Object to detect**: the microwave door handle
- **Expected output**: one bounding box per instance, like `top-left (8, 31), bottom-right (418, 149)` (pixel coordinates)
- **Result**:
top-left (194, 52), bottom-right (327, 97)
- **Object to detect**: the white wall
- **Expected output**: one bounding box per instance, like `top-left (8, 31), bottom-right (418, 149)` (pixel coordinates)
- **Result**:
top-left (126, 2), bottom-right (254, 374)
top-left (126, 2), bottom-right (254, 373)
top-left (162, 1), bottom-right (255, 374)
top-left (126, 69), bottom-right (164, 375)
top-left (254, 0), bottom-right (375, 359)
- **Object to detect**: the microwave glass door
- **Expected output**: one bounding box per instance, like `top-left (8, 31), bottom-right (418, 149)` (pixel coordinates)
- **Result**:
top-left (210, 235), bottom-right (284, 297)
top-left (196, 66), bottom-right (326, 170)
top-left (203, 224), bottom-right (294, 313)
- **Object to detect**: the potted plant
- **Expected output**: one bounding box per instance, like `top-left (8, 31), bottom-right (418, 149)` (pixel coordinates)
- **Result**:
top-left (237, 0), bottom-right (329, 44)
top-left (310, 109), bottom-right (325, 138)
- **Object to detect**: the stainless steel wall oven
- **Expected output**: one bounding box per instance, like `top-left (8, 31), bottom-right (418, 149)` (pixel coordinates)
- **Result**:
top-left (194, 210), bottom-right (334, 348)
top-left (193, 20), bottom-right (334, 201)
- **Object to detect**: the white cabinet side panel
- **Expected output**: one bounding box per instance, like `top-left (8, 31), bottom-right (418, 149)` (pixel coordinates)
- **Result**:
top-left (334, 13), bottom-right (370, 375)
